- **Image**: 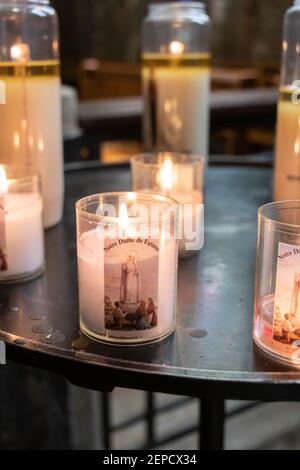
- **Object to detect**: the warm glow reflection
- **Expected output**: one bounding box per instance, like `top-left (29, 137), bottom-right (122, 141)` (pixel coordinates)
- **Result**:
top-left (10, 43), bottom-right (30, 61)
top-left (21, 119), bottom-right (27, 131)
top-left (164, 100), bottom-right (172, 114)
top-left (52, 39), bottom-right (59, 53)
top-left (127, 192), bottom-right (137, 202)
top-left (164, 99), bottom-right (178, 114)
top-left (161, 159), bottom-right (174, 191)
top-left (0, 166), bottom-right (8, 194)
top-left (172, 115), bottom-right (182, 130)
top-left (119, 202), bottom-right (129, 226)
top-left (169, 40), bottom-right (184, 55)
top-left (13, 132), bottom-right (20, 149)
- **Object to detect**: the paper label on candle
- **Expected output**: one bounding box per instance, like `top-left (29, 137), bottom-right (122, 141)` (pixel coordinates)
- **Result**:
top-left (0, 198), bottom-right (7, 272)
top-left (104, 238), bottom-right (160, 336)
top-left (271, 242), bottom-right (300, 358)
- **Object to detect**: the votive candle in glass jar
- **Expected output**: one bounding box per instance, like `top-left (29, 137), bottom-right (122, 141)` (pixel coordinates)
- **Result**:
top-left (0, 165), bottom-right (44, 283)
top-left (76, 192), bottom-right (179, 345)
top-left (253, 201), bottom-right (300, 365)
top-left (131, 153), bottom-right (204, 258)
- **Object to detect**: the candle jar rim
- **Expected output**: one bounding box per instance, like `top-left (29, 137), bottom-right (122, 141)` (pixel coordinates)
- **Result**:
top-left (259, 200), bottom-right (300, 234)
top-left (131, 152), bottom-right (205, 169)
top-left (76, 191), bottom-right (179, 225)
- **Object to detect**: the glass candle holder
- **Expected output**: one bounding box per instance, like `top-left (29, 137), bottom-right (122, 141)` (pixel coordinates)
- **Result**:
top-left (253, 201), bottom-right (300, 365)
top-left (142, 2), bottom-right (211, 161)
top-left (0, 0), bottom-right (64, 229)
top-left (76, 192), bottom-right (179, 345)
top-left (131, 153), bottom-right (204, 258)
top-left (0, 165), bottom-right (44, 283)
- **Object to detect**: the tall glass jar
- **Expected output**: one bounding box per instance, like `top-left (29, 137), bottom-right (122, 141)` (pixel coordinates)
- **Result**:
top-left (0, 0), bottom-right (64, 229)
top-left (274, 0), bottom-right (300, 201)
top-left (253, 201), bottom-right (300, 365)
top-left (142, 2), bottom-right (211, 162)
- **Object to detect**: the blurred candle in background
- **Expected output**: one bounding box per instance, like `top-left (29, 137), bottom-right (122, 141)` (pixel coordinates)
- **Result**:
top-left (142, 2), bottom-right (211, 162)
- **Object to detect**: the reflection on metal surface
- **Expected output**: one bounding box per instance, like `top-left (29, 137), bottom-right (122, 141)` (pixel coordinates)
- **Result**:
top-left (72, 333), bottom-right (91, 351)
top-left (32, 324), bottom-right (53, 335)
top-left (29, 313), bottom-right (47, 321)
top-left (9, 307), bottom-right (19, 313)
top-left (100, 140), bottom-right (142, 164)
top-left (188, 329), bottom-right (208, 339)
top-left (40, 330), bottom-right (66, 345)
top-left (13, 338), bottom-right (27, 346)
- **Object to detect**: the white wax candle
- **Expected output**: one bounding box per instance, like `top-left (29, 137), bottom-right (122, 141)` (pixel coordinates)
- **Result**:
top-left (0, 193), bottom-right (44, 280)
top-left (0, 61), bottom-right (64, 228)
top-left (143, 53), bottom-right (210, 160)
top-left (78, 229), bottom-right (177, 343)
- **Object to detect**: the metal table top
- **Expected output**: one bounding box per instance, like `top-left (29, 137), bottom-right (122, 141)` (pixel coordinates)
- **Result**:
top-left (1, 164), bottom-right (300, 401)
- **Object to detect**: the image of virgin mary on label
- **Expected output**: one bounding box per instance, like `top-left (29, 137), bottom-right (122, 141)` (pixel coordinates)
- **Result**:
top-left (104, 240), bottom-right (159, 333)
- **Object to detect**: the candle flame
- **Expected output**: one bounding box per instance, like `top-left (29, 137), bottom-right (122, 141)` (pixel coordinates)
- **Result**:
top-left (161, 159), bottom-right (174, 192)
top-left (169, 41), bottom-right (184, 55)
top-left (0, 166), bottom-right (8, 194)
top-left (10, 43), bottom-right (30, 62)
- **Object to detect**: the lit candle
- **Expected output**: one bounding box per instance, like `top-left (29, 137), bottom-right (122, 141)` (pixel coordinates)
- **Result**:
top-left (0, 166), bottom-right (44, 283)
top-left (0, 42), bottom-right (64, 229)
top-left (131, 153), bottom-right (204, 258)
top-left (76, 193), bottom-right (178, 344)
